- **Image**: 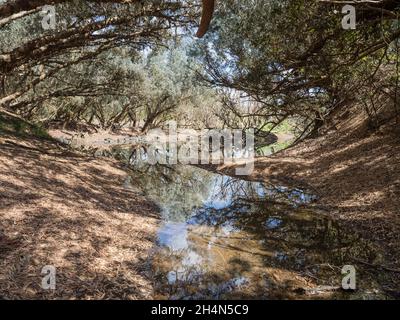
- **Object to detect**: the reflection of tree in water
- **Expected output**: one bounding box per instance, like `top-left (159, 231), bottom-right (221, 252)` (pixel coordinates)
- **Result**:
top-left (108, 154), bottom-right (379, 299)
top-left (193, 202), bottom-right (375, 266)
top-left (129, 164), bottom-right (216, 222)
top-left (204, 175), bottom-right (316, 208)
top-left (154, 201), bottom-right (378, 299)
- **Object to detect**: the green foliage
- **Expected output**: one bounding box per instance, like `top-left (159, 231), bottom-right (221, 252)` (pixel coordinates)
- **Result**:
top-left (198, 0), bottom-right (400, 138)
top-left (0, 113), bottom-right (50, 139)
top-left (1, 0), bottom-right (399, 141)
top-left (25, 41), bottom-right (222, 131)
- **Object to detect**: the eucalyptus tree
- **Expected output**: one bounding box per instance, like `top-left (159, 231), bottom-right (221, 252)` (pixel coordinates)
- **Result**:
top-left (0, 0), bottom-right (216, 124)
top-left (15, 38), bottom-right (222, 132)
top-left (198, 0), bottom-right (400, 138)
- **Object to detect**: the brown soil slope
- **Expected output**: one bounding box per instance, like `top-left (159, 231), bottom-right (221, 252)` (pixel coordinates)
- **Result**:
top-left (215, 109), bottom-right (400, 286)
top-left (0, 125), bottom-right (159, 299)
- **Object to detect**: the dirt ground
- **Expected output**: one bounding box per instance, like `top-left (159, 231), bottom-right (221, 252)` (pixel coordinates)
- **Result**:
top-left (1, 108), bottom-right (399, 299)
top-left (209, 108), bottom-right (400, 293)
top-left (0, 131), bottom-right (159, 299)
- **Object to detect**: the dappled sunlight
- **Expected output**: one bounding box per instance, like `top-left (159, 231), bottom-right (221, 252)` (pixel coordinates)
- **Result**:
top-left (1, 0), bottom-right (400, 303)
top-left (0, 133), bottom-right (159, 299)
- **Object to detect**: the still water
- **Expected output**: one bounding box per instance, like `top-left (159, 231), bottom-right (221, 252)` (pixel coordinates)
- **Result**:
top-left (127, 164), bottom-right (381, 300)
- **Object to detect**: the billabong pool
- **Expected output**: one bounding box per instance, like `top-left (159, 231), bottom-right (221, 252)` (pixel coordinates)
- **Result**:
top-left (124, 163), bottom-right (382, 300)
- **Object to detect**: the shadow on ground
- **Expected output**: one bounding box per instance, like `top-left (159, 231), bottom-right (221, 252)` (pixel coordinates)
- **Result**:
top-left (0, 116), bottom-right (159, 299)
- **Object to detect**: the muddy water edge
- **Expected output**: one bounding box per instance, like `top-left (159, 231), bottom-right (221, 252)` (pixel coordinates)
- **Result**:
top-left (118, 157), bottom-right (390, 300)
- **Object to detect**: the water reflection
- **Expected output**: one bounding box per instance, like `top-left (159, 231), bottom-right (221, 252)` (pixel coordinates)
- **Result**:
top-left (127, 164), bottom-right (379, 300)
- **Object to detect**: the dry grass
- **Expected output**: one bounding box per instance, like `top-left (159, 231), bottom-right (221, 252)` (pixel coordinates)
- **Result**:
top-left (0, 132), bottom-right (159, 300)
